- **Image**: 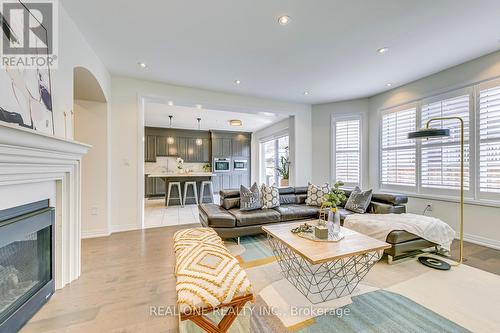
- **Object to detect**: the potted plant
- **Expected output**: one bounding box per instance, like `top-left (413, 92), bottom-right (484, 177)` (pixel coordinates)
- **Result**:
top-left (202, 163), bottom-right (211, 172)
top-left (276, 155), bottom-right (290, 187)
top-left (176, 157), bottom-right (184, 173)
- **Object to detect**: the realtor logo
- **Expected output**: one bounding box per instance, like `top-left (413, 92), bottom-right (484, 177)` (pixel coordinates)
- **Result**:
top-left (1, 0), bottom-right (58, 68)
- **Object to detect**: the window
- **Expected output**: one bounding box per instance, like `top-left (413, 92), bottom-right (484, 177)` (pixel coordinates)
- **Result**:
top-left (261, 135), bottom-right (289, 186)
top-left (381, 107), bottom-right (417, 187)
top-left (479, 83), bottom-right (500, 195)
top-left (420, 94), bottom-right (470, 191)
top-left (333, 117), bottom-right (360, 186)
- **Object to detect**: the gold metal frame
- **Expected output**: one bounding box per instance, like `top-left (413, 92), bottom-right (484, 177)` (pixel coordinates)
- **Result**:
top-left (424, 117), bottom-right (464, 265)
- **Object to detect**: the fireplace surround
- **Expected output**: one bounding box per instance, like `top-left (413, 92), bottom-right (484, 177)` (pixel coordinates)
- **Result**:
top-left (0, 200), bottom-right (55, 332)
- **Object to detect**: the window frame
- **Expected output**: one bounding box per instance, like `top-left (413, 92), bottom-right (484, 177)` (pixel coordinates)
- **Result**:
top-left (331, 114), bottom-right (362, 187)
top-left (259, 132), bottom-right (289, 186)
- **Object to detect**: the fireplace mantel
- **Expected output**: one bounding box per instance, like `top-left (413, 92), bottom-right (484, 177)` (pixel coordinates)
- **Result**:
top-left (0, 123), bottom-right (91, 289)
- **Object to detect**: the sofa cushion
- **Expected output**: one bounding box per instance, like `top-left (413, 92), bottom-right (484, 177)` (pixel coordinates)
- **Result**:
top-left (219, 189), bottom-right (240, 199)
top-left (261, 184), bottom-right (280, 209)
top-left (198, 204), bottom-right (236, 228)
top-left (305, 183), bottom-right (330, 206)
top-left (229, 208), bottom-right (281, 227)
top-left (240, 183), bottom-right (261, 211)
top-left (296, 194), bottom-right (307, 204)
top-left (345, 187), bottom-right (373, 213)
top-left (221, 197), bottom-right (240, 210)
top-left (278, 187), bottom-right (295, 195)
top-left (386, 230), bottom-right (421, 244)
top-left (280, 194), bottom-right (296, 205)
top-left (294, 186), bottom-right (308, 195)
top-left (372, 193), bottom-right (408, 205)
top-left (274, 204), bottom-right (320, 222)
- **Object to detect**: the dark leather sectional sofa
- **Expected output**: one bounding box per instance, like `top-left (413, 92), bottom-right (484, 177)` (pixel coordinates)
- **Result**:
top-left (199, 186), bottom-right (437, 261)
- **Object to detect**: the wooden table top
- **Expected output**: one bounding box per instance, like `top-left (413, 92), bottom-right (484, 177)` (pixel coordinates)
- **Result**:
top-left (262, 221), bottom-right (391, 265)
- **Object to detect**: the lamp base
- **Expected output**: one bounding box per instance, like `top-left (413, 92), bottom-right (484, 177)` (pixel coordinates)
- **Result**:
top-left (418, 256), bottom-right (451, 270)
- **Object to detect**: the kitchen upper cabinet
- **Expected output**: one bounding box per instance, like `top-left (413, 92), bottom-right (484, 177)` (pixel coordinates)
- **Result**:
top-left (213, 138), bottom-right (232, 157)
top-left (156, 136), bottom-right (179, 157)
top-left (231, 135), bottom-right (250, 157)
top-left (145, 136), bottom-right (157, 162)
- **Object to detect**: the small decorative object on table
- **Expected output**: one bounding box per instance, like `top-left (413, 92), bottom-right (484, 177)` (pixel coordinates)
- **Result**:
top-left (291, 222), bottom-right (313, 234)
top-left (202, 163), bottom-right (211, 172)
top-left (319, 181), bottom-right (347, 238)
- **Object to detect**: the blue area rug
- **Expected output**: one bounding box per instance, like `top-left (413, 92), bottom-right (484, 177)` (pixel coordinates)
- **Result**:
top-left (295, 290), bottom-right (470, 333)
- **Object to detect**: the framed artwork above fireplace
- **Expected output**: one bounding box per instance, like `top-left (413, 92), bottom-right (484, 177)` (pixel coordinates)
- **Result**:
top-left (0, 1), bottom-right (55, 135)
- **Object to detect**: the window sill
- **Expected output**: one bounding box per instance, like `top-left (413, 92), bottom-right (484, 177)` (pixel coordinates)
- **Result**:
top-left (378, 189), bottom-right (500, 209)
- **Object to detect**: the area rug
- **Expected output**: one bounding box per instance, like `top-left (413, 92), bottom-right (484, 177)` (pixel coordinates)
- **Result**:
top-left (180, 234), bottom-right (500, 333)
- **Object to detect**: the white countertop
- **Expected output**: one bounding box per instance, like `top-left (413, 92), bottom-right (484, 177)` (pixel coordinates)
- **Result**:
top-left (147, 172), bottom-right (217, 178)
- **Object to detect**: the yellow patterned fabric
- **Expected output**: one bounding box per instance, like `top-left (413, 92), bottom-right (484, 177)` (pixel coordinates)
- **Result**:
top-left (173, 228), bottom-right (253, 314)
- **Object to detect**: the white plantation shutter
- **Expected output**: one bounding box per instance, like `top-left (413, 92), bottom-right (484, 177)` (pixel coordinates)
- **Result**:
top-left (381, 107), bottom-right (417, 187)
top-left (479, 84), bottom-right (500, 194)
top-left (421, 94), bottom-right (470, 190)
top-left (334, 118), bottom-right (360, 185)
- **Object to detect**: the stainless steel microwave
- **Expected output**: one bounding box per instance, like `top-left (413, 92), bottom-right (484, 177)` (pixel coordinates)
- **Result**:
top-left (233, 159), bottom-right (248, 171)
top-left (214, 158), bottom-right (231, 172)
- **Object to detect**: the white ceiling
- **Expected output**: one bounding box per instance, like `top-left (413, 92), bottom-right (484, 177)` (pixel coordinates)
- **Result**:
top-left (145, 102), bottom-right (286, 132)
top-left (62, 0), bottom-right (500, 104)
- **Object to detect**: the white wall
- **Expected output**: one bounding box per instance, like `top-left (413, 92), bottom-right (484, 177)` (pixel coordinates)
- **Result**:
top-left (366, 50), bottom-right (500, 249)
top-left (311, 99), bottom-right (370, 186)
top-left (110, 76), bottom-right (311, 232)
top-left (74, 100), bottom-right (109, 238)
top-left (51, 4), bottom-right (111, 138)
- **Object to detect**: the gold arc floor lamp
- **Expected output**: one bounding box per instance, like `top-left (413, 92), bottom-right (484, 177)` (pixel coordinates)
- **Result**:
top-left (408, 116), bottom-right (464, 269)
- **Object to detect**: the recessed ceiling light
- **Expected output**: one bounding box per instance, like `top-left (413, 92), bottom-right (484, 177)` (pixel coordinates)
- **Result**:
top-left (377, 47), bottom-right (389, 54)
top-left (137, 62), bottom-right (147, 68)
top-left (195, 104), bottom-right (203, 109)
top-left (167, 101), bottom-right (174, 106)
top-left (278, 15), bottom-right (290, 26)
top-left (229, 119), bottom-right (242, 126)
top-left (303, 91), bottom-right (310, 96)
top-left (235, 79), bottom-right (241, 85)
top-left (386, 83), bottom-right (393, 87)
top-left (260, 112), bottom-right (275, 117)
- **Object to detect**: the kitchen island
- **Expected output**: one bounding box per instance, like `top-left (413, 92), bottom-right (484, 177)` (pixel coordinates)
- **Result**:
top-left (147, 172), bottom-right (217, 206)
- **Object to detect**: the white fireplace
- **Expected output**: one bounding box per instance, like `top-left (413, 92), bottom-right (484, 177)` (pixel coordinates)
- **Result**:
top-left (0, 123), bottom-right (90, 289)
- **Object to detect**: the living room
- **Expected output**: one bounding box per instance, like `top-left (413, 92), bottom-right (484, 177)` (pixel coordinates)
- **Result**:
top-left (0, 1), bottom-right (499, 332)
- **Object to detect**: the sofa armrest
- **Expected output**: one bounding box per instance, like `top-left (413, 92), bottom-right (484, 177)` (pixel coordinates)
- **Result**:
top-left (198, 204), bottom-right (236, 228)
top-left (368, 202), bottom-right (406, 215)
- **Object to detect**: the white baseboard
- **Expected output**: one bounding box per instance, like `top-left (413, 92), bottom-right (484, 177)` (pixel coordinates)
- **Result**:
top-left (111, 223), bottom-right (141, 234)
top-left (462, 233), bottom-right (500, 251)
top-left (81, 228), bottom-right (111, 239)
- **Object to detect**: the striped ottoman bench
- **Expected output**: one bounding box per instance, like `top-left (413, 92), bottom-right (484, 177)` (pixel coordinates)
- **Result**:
top-left (173, 228), bottom-right (254, 333)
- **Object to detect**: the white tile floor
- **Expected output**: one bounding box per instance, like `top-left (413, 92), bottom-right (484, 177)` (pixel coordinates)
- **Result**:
top-left (144, 198), bottom-right (202, 228)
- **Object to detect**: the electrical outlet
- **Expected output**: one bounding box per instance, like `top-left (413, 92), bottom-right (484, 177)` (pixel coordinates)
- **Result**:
top-left (426, 202), bottom-right (433, 212)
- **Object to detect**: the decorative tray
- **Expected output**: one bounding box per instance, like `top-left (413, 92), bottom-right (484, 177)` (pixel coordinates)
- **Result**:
top-left (296, 231), bottom-right (345, 242)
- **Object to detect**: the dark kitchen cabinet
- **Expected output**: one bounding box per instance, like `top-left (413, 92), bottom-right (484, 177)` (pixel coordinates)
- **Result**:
top-left (214, 173), bottom-right (231, 192)
top-left (232, 135), bottom-right (250, 157)
top-left (145, 176), bottom-right (156, 197)
top-left (213, 138), bottom-right (232, 156)
top-left (155, 178), bottom-right (166, 195)
top-left (145, 136), bottom-right (157, 162)
top-left (156, 136), bottom-right (178, 157)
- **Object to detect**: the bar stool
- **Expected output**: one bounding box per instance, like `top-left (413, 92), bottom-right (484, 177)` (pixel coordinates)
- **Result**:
top-left (183, 181), bottom-right (199, 206)
top-left (166, 182), bottom-right (183, 207)
top-left (199, 180), bottom-right (214, 204)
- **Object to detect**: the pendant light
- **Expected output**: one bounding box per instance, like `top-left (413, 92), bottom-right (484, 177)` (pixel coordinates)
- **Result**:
top-left (167, 115), bottom-right (175, 144)
top-left (195, 118), bottom-right (203, 146)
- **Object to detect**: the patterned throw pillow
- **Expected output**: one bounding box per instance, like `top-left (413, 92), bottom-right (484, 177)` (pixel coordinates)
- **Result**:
top-left (240, 183), bottom-right (262, 211)
top-left (261, 184), bottom-right (280, 209)
top-left (344, 186), bottom-right (373, 213)
top-left (305, 183), bottom-right (330, 207)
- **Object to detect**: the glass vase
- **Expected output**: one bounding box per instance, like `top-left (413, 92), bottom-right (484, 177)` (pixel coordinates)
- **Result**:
top-left (327, 209), bottom-right (341, 237)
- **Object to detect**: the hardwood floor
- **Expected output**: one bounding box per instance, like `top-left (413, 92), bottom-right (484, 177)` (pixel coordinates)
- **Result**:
top-left (22, 225), bottom-right (198, 333)
top-left (21, 224), bottom-right (500, 332)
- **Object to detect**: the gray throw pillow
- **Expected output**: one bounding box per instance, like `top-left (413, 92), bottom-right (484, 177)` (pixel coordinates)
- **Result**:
top-left (344, 186), bottom-right (372, 213)
top-left (240, 183), bottom-right (262, 211)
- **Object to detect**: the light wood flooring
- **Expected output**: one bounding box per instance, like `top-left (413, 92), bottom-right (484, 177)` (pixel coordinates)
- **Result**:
top-left (21, 219), bottom-right (500, 332)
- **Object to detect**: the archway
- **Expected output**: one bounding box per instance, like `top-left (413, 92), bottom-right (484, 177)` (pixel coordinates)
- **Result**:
top-left (73, 66), bottom-right (110, 238)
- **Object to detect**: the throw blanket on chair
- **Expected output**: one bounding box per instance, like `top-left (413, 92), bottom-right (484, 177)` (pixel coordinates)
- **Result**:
top-left (344, 213), bottom-right (455, 251)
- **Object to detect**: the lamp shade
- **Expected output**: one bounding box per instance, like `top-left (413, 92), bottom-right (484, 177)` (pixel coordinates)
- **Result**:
top-left (408, 128), bottom-right (450, 139)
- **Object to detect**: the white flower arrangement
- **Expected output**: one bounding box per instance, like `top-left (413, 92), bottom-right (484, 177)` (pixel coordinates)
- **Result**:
top-left (176, 157), bottom-right (184, 170)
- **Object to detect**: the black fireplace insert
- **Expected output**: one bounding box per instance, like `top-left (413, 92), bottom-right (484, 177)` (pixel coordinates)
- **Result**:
top-left (0, 200), bottom-right (55, 333)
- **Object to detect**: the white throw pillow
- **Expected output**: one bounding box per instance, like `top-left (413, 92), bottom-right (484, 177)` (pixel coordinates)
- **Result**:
top-left (305, 183), bottom-right (330, 207)
top-left (261, 184), bottom-right (280, 209)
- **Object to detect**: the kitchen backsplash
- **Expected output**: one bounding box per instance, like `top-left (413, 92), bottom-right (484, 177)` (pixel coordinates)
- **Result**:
top-left (145, 156), bottom-right (207, 174)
